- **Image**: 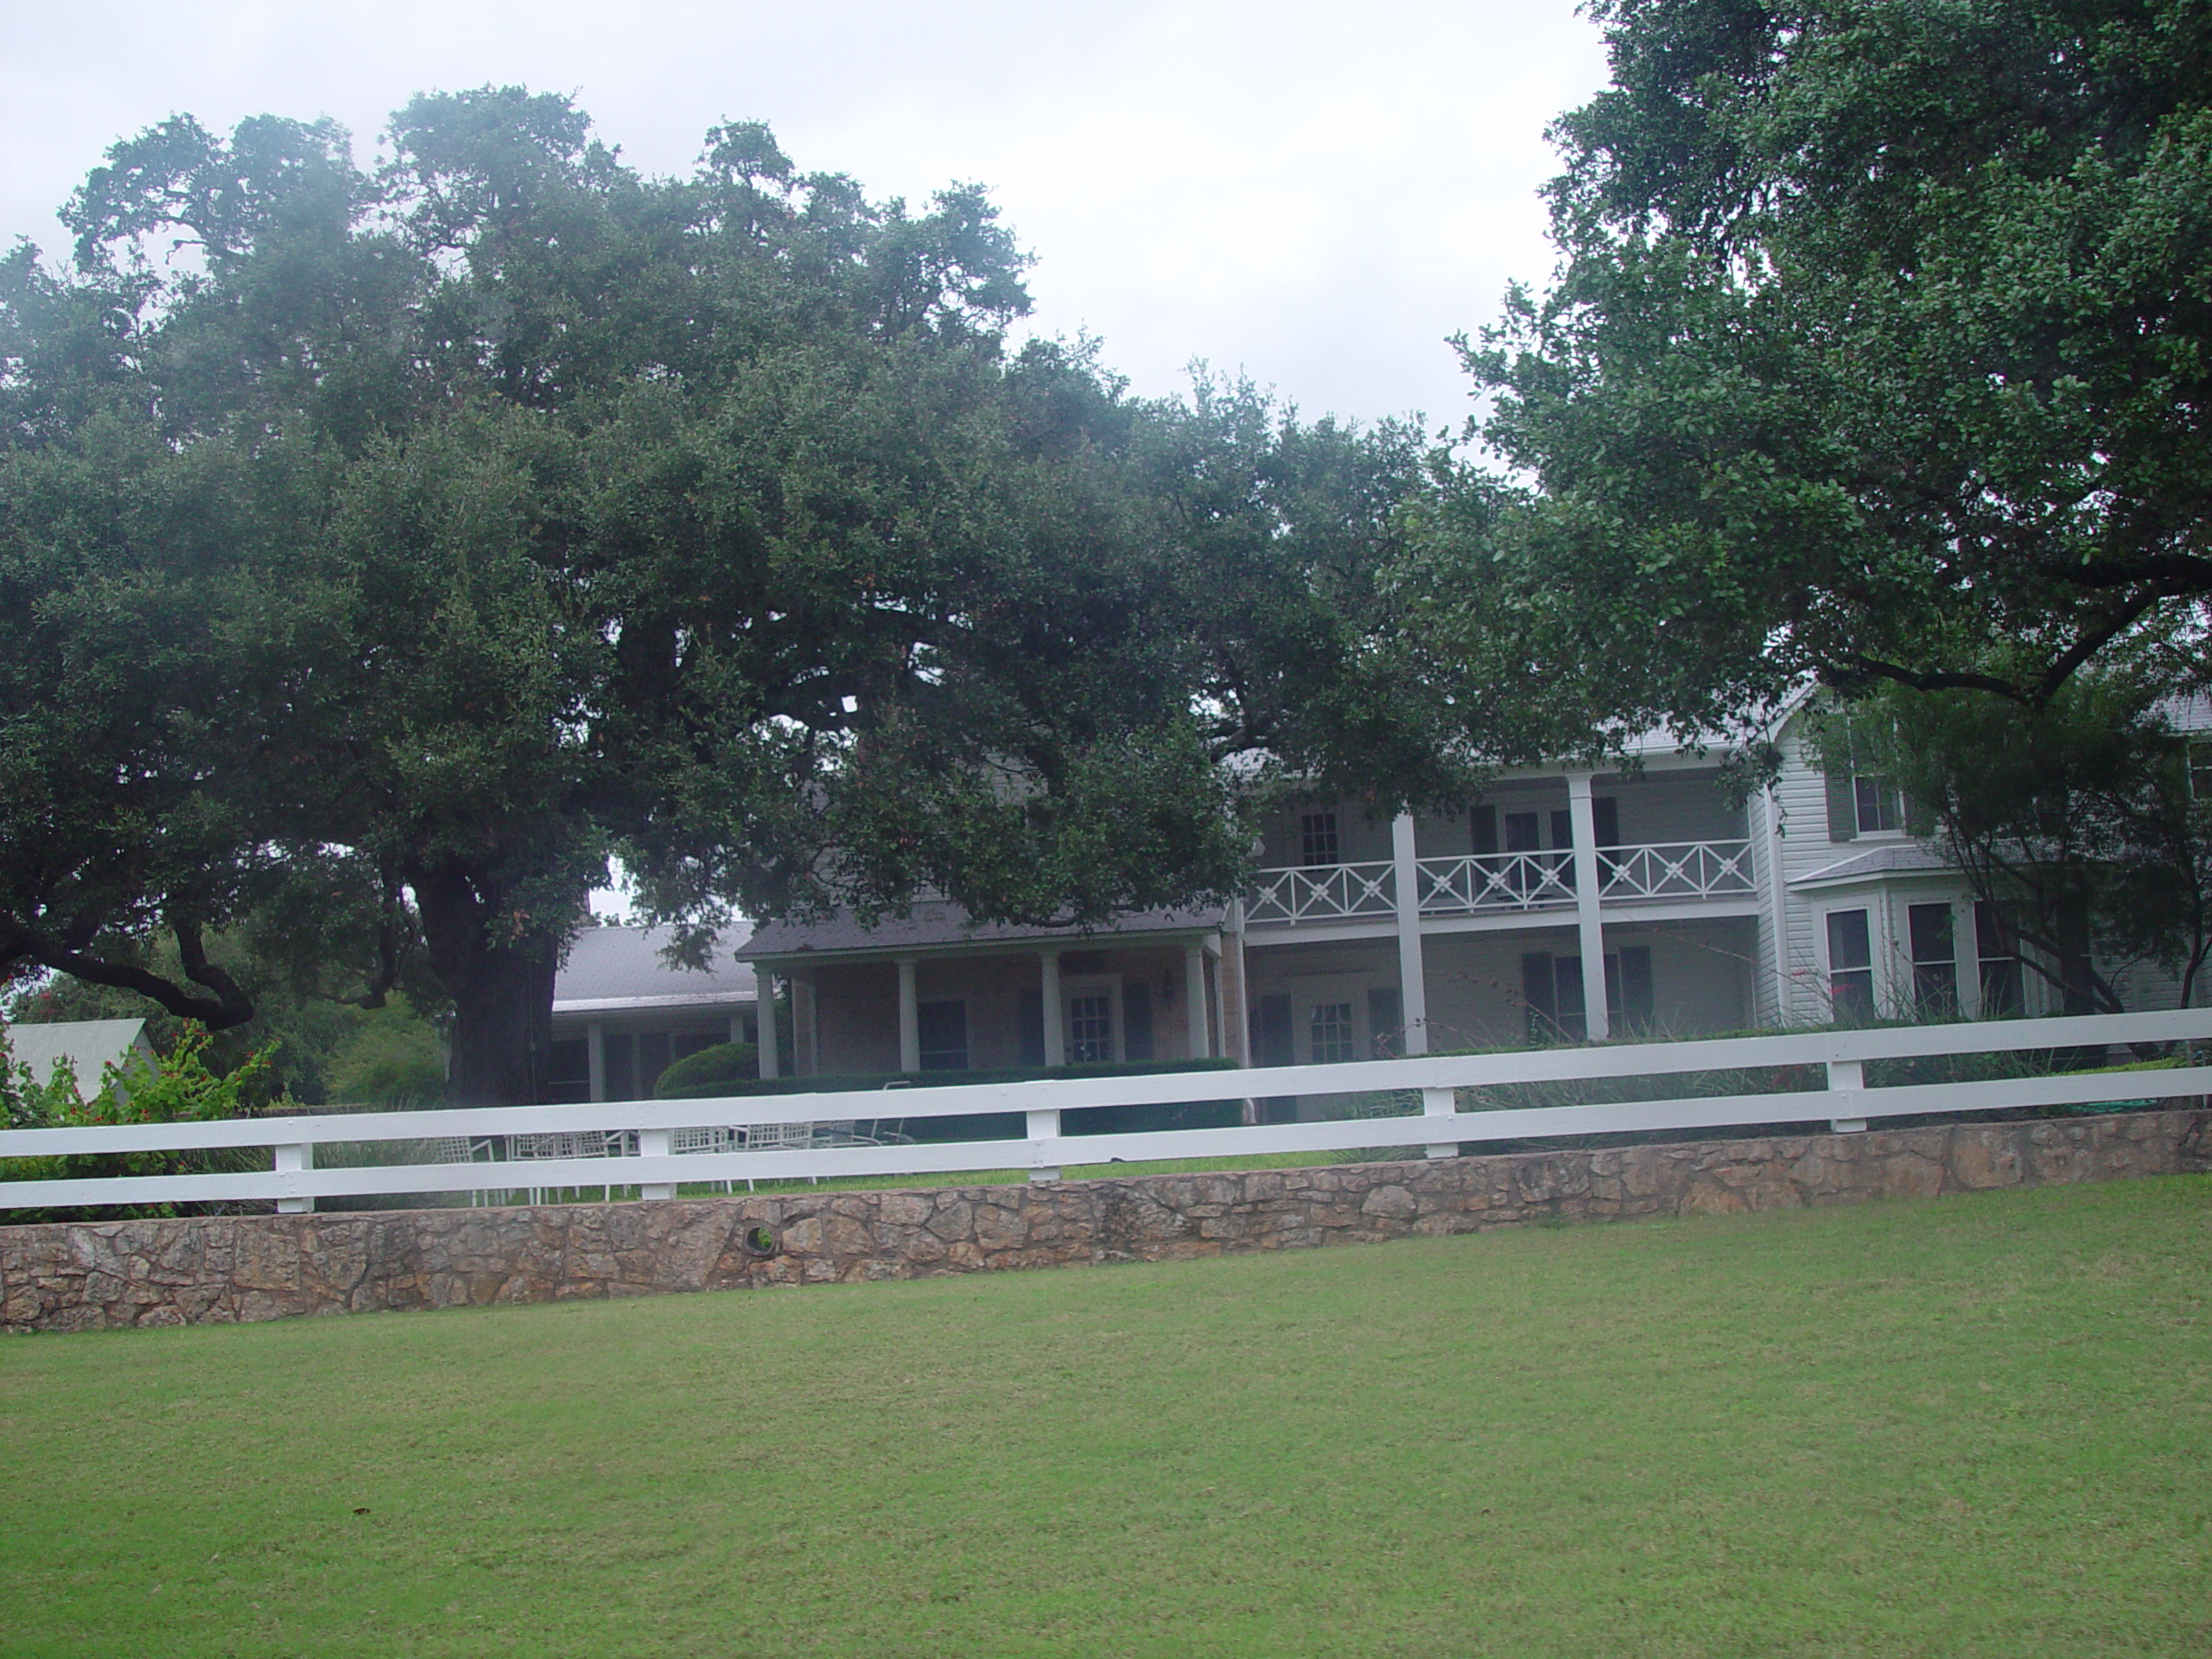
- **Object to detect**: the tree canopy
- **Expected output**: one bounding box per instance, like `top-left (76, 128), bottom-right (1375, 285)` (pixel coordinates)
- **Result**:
top-left (0, 91), bottom-right (1459, 1103)
top-left (1413, 0), bottom-right (2212, 747)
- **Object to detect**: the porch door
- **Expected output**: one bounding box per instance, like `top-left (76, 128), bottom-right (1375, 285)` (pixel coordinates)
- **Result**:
top-left (1062, 977), bottom-right (1122, 1065)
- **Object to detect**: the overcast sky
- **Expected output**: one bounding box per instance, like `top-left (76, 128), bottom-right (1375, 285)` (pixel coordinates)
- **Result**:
top-left (3, 0), bottom-right (1610, 432)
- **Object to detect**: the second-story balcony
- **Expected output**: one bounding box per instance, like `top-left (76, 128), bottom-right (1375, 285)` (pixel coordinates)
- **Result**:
top-left (1245, 840), bottom-right (1757, 930)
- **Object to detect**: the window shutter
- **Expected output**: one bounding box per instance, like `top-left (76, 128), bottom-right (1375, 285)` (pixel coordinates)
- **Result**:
top-left (1122, 980), bottom-right (1154, 1063)
top-left (1824, 770), bottom-right (1858, 842)
top-left (1253, 995), bottom-right (1294, 1068)
top-left (1366, 987), bottom-right (1402, 1057)
top-left (1902, 790), bottom-right (1935, 839)
top-left (1471, 804), bottom-right (1498, 855)
top-left (1018, 988), bottom-right (1046, 1067)
top-left (1522, 952), bottom-right (1555, 1044)
top-left (1592, 796), bottom-right (1620, 849)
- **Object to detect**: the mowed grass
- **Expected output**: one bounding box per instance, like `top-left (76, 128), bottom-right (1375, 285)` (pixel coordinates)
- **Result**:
top-left (3, 1179), bottom-right (2209, 1658)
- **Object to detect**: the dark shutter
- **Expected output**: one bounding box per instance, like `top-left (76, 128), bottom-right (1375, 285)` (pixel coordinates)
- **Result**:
top-left (1366, 987), bottom-right (1402, 1058)
top-left (1824, 770), bottom-right (1859, 842)
top-left (1254, 994), bottom-right (1294, 1068)
top-left (1471, 804), bottom-right (1499, 855)
top-left (1122, 980), bottom-right (1154, 1062)
top-left (1618, 946), bottom-right (1653, 1033)
top-left (1592, 796), bottom-right (1620, 848)
top-left (1522, 952), bottom-right (1555, 1044)
top-left (1902, 790), bottom-right (1936, 838)
top-left (1550, 808), bottom-right (1574, 850)
top-left (1018, 988), bottom-right (1046, 1067)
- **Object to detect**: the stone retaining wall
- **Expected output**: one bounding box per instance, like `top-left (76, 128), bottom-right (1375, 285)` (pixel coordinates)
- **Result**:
top-left (7, 1109), bottom-right (2209, 1332)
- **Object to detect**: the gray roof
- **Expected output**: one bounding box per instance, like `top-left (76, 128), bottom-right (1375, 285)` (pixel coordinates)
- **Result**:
top-left (6, 1018), bottom-right (152, 1090)
top-left (741, 900), bottom-right (1227, 963)
top-left (553, 925), bottom-right (757, 1014)
top-left (1790, 842), bottom-right (1955, 889)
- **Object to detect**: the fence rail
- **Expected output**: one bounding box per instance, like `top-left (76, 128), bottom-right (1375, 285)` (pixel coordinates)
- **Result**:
top-left (3, 1010), bottom-right (2208, 1213)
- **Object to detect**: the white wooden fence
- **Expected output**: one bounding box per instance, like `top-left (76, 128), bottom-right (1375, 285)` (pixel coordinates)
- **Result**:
top-left (2, 1010), bottom-right (2207, 1214)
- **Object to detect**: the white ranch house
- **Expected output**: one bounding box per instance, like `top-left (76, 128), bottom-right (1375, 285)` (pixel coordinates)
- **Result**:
top-left (728, 701), bottom-right (2212, 1106)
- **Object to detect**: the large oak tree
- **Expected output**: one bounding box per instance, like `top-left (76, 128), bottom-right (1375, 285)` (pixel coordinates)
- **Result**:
top-left (0, 91), bottom-right (1459, 1104)
top-left (1411, 0), bottom-right (2212, 747)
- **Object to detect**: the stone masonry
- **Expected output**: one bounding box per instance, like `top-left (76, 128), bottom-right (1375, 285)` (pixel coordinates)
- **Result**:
top-left (5, 1108), bottom-right (2209, 1333)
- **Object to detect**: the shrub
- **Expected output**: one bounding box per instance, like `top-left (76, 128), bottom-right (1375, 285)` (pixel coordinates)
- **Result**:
top-left (652, 1042), bottom-right (758, 1097)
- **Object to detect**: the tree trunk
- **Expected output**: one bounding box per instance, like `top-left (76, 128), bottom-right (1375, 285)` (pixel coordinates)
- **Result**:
top-left (412, 866), bottom-right (564, 1108)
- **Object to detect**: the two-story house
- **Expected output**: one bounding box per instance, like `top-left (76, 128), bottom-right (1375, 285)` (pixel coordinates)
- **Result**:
top-left (728, 702), bottom-right (2207, 1098)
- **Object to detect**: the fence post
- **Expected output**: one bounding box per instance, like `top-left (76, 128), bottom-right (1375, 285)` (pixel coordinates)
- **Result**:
top-left (1027, 1108), bottom-right (1061, 1184)
top-left (638, 1127), bottom-right (676, 1201)
top-left (1826, 1058), bottom-right (1868, 1134)
top-left (1422, 1086), bottom-right (1458, 1159)
top-left (273, 1142), bottom-right (315, 1214)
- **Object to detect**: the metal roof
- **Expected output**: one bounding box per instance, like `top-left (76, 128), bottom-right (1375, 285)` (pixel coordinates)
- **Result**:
top-left (552, 925), bottom-right (757, 1014)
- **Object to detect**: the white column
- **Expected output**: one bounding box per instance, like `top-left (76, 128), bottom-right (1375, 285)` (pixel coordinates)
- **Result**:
top-left (1185, 941), bottom-right (1210, 1058)
top-left (1224, 901), bottom-right (1251, 1067)
top-left (758, 976), bottom-right (780, 1079)
top-left (897, 957), bottom-right (920, 1073)
top-left (586, 1021), bottom-right (606, 1103)
top-left (1758, 785), bottom-right (1792, 1027)
top-left (1567, 773), bottom-right (1611, 1040)
top-left (1389, 811), bottom-right (1430, 1055)
top-left (1040, 950), bottom-right (1065, 1066)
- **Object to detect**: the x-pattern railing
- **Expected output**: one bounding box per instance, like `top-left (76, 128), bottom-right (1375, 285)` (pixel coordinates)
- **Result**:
top-left (1599, 840), bottom-right (1755, 902)
top-left (1415, 850), bottom-right (1576, 914)
top-left (1246, 859), bottom-right (1396, 925)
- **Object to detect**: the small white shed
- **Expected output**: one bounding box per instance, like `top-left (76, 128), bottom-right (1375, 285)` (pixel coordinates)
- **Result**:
top-left (6, 1018), bottom-right (157, 1095)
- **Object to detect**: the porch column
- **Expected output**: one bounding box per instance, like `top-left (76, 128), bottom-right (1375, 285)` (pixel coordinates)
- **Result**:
top-left (758, 975), bottom-right (780, 1079)
top-left (1185, 941), bottom-right (1210, 1058)
top-left (1223, 903), bottom-right (1251, 1067)
top-left (586, 1021), bottom-right (606, 1103)
top-left (1039, 950), bottom-right (1065, 1066)
top-left (897, 957), bottom-right (920, 1073)
top-left (1389, 811), bottom-right (1430, 1055)
top-left (1567, 772), bottom-right (1611, 1040)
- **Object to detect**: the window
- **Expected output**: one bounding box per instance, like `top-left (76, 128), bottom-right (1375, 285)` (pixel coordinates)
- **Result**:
top-left (1853, 776), bottom-right (1900, 835)
top-left (2192, 741), bottom-right (2212, 802)
top-left (917, 1001), bottom-right (969, 1071)
top-left (1308, 1001), bottom-right (1357, 1065)
top-left (1067, 993), bottom-right (1115, 1064)
top-left (1503, 811), bottom-right (1541, 853)
top-left (1908, 903), bottom-right (1958, 1016)
top-left (1827, 909), bottom-right (1875, 1023)
top-left (1521, 953), bottom-right (1587, 1042)
top-left (1300, 811), bottom-right (1339, 868)
top-left (1522, 950), bottom-right (1649, 1041)
top-left (1976, 902), bottom-right (2024, 1017)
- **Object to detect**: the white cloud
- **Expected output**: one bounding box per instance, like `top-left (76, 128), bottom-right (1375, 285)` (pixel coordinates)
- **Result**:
top-left (0, 0), bottom-right (1607, 423)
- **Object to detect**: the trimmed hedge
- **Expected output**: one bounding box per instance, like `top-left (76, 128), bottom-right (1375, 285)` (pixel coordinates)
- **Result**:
top-left (652, 1042), bottom-right (759, 1098)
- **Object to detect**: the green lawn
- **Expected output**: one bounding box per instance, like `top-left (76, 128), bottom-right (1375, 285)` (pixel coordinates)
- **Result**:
top-left (4, 1179), bottom-right (2208, 1657)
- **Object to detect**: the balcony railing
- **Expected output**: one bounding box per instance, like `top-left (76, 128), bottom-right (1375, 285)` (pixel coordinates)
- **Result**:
top-left (1246, 859), bottom-right (1396, 925)
top-left (1599, 840), bottom-right (1756, 903)
top-left (1249, 840), bottom-right (1756, 927)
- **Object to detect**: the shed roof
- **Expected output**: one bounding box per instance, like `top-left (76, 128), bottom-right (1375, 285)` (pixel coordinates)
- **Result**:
top-left (1789, 843), bottom-right (1955, 889)
top-left (6, 1018), bottom-right (153, 1090)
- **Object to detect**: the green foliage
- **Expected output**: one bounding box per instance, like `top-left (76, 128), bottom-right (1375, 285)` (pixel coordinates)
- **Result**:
top-left (1410, 0), bottom-right (2212, 753)
top-left (326, 997), bottom-right (449, 1107)
top-left (3, 93), bottom-right (1459, 1107)
top-left (651, 1041), bottom-right (758, 1097)
top-left (1847, 674), bottom-right (2212, 1014)
top-left (0, 1023), bottom-right (273, 1223)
